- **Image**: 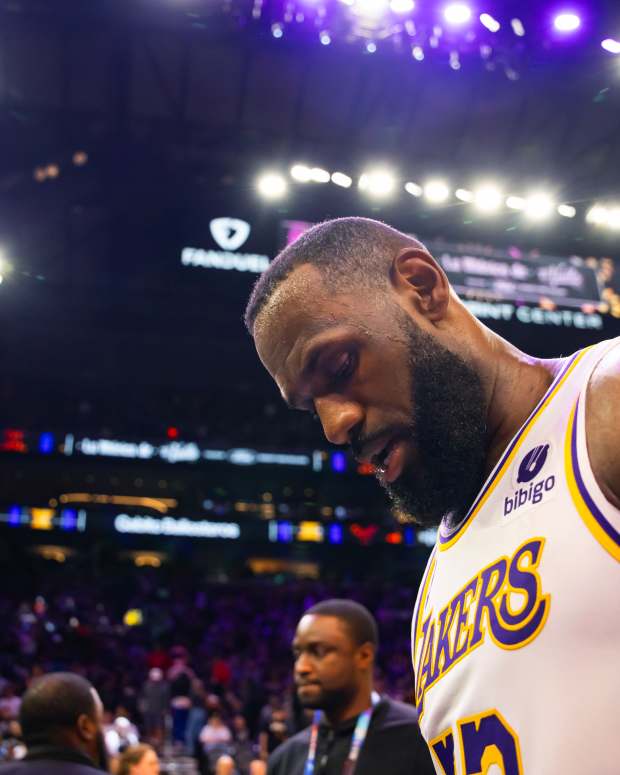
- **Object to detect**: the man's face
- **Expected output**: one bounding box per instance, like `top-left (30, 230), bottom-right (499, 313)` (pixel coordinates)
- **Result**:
top-left (254, 264), bottom-right (487, 527)
top-left (292, 615), bottom-right (366, 712)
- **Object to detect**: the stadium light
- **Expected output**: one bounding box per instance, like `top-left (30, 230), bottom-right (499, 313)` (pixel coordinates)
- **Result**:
top-left (506, 196), bottom-right (526, 210)
top-left (601, 39), bottom-right (620, 54)
top-left (474, 184), bottom-right (502, 213)
top-left (424, 180), bottom-right (450, 203)
top-left (390, 0), bottom-right (415, 14)
top-left (310, 167), bottom-right (331, 183)
top-left (257, 172), bottom-right (287, 199)
top-left (553, 12), bottom-right (581, 32)
top-left (586, 205), bottom-right (608, 225)
top-left (412, 45), bottom-right (425, 60)
top-left (354, 0), bottom-right (389, 18)
top-left (320, 31), bottom-right (332, 45)
top-left (444, 3), bottom-right (472, 25)
top-left (290, 164), bottom-right (313, 182)
top-left (524, 193), bottom-right (554, 220)
top-left (557, 204), bottom-right (576, 218)
top-left (359, 169), bottom-right (396, 197)
top-left (404, 181), bottom-right (423, 197)
top-left (479, 13), bottom-right (500, 32)
top-left (331, 172), bottom-right (353, 188)
top-left (455, 188), bottom-right (474, 202)
top-left (511, 18), bottom-right (525, 37)
top-left (607, 208), bottom-right (620, 229)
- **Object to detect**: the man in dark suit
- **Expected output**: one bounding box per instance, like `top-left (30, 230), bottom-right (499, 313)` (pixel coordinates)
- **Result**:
top-left (0, 672), bottom-right (109, 773)
top-left (268, 600), bottom-right (434, 775)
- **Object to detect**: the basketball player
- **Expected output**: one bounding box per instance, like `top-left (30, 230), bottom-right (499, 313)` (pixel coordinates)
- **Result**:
top-left (244, 217), bottom-right (620, 774)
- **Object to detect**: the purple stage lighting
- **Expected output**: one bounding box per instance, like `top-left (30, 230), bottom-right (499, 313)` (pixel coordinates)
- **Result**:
top-left (444, 3), bottom-right (472, 25)
top-left (601, 38), bottom-right (620, 54)
top-left (390, 0), bottom-right (415, 14)
top-left (553, 12), bottom-right (581, 32)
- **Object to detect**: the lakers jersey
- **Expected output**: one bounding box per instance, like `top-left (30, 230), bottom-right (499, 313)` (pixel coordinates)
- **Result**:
top-left (411, 337), bottom-right (620, 775)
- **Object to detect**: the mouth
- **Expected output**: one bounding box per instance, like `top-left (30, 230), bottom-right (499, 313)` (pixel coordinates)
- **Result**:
top-left (371, 436), bottom-right (407, 484)
top-left (362, 435), bottom-right (408, 484)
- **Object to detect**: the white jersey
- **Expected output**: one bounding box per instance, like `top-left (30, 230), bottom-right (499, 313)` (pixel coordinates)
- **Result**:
top-left (411, 337), bottom-right (620, 775)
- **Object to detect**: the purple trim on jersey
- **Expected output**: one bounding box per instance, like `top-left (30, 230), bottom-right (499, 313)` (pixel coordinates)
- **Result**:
top-left (571, 396), bottom-right (620, 547)
top-left (439, 350), bottom-right (581, 545)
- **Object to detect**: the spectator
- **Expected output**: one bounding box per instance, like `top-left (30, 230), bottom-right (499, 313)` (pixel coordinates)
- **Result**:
top-left (104, 713), bottom-right (139, 758)
top-left (0, 672), bottom-right (108, 774)
top-left (267, 600), bottom-right (434, 775)
top-left (0, 688), bottom-right (20, 724)
top-left (117, 744), bottom-right (160, 775)
top-left (258, 705), bottom-right (289, 763)
top-left (167, 647), bottom-right (195, 750)
top-left (199, 711), bottom-right (232, 772)
top-left (139, 669), bottom-right (169, 747)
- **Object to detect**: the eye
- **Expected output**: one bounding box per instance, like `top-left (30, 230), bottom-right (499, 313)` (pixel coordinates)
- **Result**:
top-left (330, 352), bottom-right (355, 382)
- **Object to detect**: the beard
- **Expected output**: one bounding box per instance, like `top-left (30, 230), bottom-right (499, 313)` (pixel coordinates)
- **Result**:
top-left (373, 317), bottom-right (487, 528)
top-left (297, 682), bottom-right (357, 714)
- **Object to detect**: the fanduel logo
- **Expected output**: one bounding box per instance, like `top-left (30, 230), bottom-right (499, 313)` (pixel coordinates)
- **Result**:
top-left (209, 218), bottom-right (251, 251)
top-left (504, 443), bottom-right (555, 517)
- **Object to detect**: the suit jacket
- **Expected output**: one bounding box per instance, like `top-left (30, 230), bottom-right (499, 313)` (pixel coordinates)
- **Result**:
top-left (0, 745), bottom-right (104, 774)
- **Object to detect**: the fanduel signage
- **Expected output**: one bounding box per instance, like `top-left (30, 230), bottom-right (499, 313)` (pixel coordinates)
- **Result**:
top-left (181, 217), bottom-right (270, 273)
top-left (114, 513), bottom-right (241, 539)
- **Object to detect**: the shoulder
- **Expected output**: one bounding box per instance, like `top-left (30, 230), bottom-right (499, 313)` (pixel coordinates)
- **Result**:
top-left (585, 340), bottom-right (620, 506)
top-left (373, 697), bottom-right (420, 730)
top-left (267, 728), bottom-right (311, 773)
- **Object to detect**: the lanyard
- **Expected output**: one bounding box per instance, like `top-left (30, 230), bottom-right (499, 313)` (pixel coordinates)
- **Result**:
top-left (304, 692), bottom-right (380, 775)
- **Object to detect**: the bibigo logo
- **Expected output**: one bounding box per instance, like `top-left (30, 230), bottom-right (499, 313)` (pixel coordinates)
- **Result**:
top-left (209, 218), bottom-right (251, 252)
top-left (504, 443), bottom-right (555, 517)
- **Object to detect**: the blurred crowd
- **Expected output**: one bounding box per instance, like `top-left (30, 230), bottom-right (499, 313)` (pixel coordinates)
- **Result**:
top-left (0, 562), bottom-right (417, 773)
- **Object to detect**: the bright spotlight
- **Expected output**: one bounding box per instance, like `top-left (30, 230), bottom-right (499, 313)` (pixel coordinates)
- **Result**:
top-left (455, 188), bottom-right (474, 202)
top-left (390, 0), bottom-right (415, 13)
top-left (511, 18), bottom-right (525, 37)
top-left (331, 172), bottom-right (353, 188)
top-left (444, 3), bottom-right (472, 25)
top-left (405, 181), bottom-right (423, 197)
top-left (506, 196), bottom-right (526, 211)
top-left (479, 13), bottom-right (500, 32)
top-left (0, 274), bottom-right (3, 285)
top-left (257, 172), bottom-right (287, 199)
top-left (424, 180), bottom-right (450, 203)
top-left (553, 12), bottom-right (581, 32)
top-left (271, 23), bottom-right (284, 38)
top-left (601, 38), bottom-right (620, 54)
top-left (474, 185), bottom-right (502, 212)
top-left (320, 31), bottom-right (332, 45)
top-left (412, 45), bottom-right (425, 61)
top-left (586, 205), bottom-right (608, 225)
top-left (607, 208), bottom-right (620, 229)
top-left (355, 0), bottom-right (389, 18)
top-left (290, 164), bottom-right (312, 182)
top-left (359, 169), bottom-right (396, 197)
top-left (366, 41), bottom-right (377, 53)
top-left (524, 193), bottom-right (554, 220)
top-left (310, 167), bottom-right (331, 183)
top-left (557, 204), bottom-right (576, 218)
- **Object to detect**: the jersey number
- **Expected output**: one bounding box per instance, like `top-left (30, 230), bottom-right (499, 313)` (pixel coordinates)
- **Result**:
top-left (430, 709), bottom-right (523, 775)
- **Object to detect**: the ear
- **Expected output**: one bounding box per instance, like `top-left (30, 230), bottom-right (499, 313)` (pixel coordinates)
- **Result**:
top-left (390, 248), bottom-right (450, 323)
top-left (76, 713), bottom-right (96, 742)
top-left (356, 642), bottom-right (375, 671)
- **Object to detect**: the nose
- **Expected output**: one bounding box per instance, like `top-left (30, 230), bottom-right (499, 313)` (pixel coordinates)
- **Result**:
top-left (314, 395), bottom-right (364, 446)
top-left (295, 652), bottom-right (313, 678)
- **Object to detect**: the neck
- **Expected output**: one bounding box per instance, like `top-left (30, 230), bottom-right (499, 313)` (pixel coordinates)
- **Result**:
top-left (477, 328), bottom-right (562, 475)
top-left (323, 685), bottom-right (373, 727)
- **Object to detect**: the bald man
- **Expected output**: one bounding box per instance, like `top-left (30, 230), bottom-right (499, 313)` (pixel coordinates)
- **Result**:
top-left (244, 217), bottom-right (620, 775)
top-left (0, 673), bottom-right (108, 774)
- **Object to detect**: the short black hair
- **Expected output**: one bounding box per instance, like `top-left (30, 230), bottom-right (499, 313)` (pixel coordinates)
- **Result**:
top-left (304, 599), bottom-right (379, 651)
top-left (244, 217), bottom-right (420, 333)
top-left (19, 673), bottom-right (97, 747)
